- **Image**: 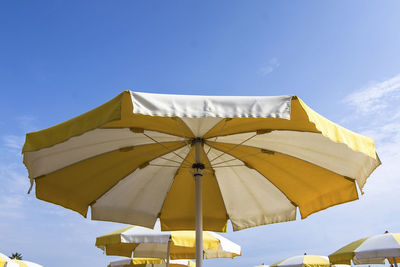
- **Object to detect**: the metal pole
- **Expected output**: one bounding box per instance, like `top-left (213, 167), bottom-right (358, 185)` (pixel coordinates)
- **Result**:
top-left (166, 239), bottom-right (171, 267)
top-left (193, 139), bottom-right (203, 267)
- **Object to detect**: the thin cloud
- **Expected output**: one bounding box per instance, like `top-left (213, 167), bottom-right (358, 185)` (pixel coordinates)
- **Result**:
top-left (0, 194), bottom-right (25, 219)
top-left (3, 135), bottom-right (25, 151)
top-left (0, 163), bottom-right (27, 219)
top-left (259, 58), bottom-right (280, 76)
top-left (344, 73), bottom-right (400, 114)
top-left (16, 115), bottom-right (39, 132)
top-left (342, 73), bottom-right (400, 196)
top-left (0, 162), bottom-right (29, 193)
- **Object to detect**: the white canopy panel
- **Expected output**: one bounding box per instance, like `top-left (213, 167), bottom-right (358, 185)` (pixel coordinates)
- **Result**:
top-left (130, 91), bottom-right (292, 118)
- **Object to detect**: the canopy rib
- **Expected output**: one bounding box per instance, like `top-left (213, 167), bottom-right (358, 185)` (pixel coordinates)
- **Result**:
top-left (175, 118), bottom-right (197, 164)
top-left (143, 132), bottom-right (188, 161)
top-left (205, 118), bottom-right (230, 156)
top-left (210, 151), bottom-right (263, 167)
top-left (149, 164), bottom-right (191, 168)
top-left (208, 133), bottom-right (257, 163)
top-left (176, 118), bottom-right (194, 149)
top-left (119, 142), bottom-right (192, 168)
top-left (212, 165), bottom-right (246, 168)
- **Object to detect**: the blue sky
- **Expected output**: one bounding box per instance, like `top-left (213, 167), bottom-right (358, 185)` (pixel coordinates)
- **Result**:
top-left (1, 1), bottom-right (400, 266)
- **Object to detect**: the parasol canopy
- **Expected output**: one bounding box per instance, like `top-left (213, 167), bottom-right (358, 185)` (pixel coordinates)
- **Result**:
top-left (23, 91), bottom-right (380, 267)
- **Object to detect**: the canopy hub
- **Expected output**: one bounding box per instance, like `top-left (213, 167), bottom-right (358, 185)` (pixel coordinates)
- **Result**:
top-left (191, 137), bottom-right (205, 145)
top-left (191, 138), bottom-right (205, 174)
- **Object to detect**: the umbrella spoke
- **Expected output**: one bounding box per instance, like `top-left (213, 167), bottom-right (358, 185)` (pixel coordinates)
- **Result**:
top-left (119, 143), bottom-right (192, 168)
top-left (205, 118), bottom-right (230, 156)
top-left (149, 164), bottom-right (191, 168)
top-left (210, 151), bottom-right (262, 167)
top-left (212, 165), bottom-right (246, 168)
top-left (175, 118), bottom-right (197, 164)
top-left (143, 132), bottom-right (189, 161)
top-left (158, 156), bottom-right (192, 168)
top-left (207, 133), bottom-right (257, 163)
